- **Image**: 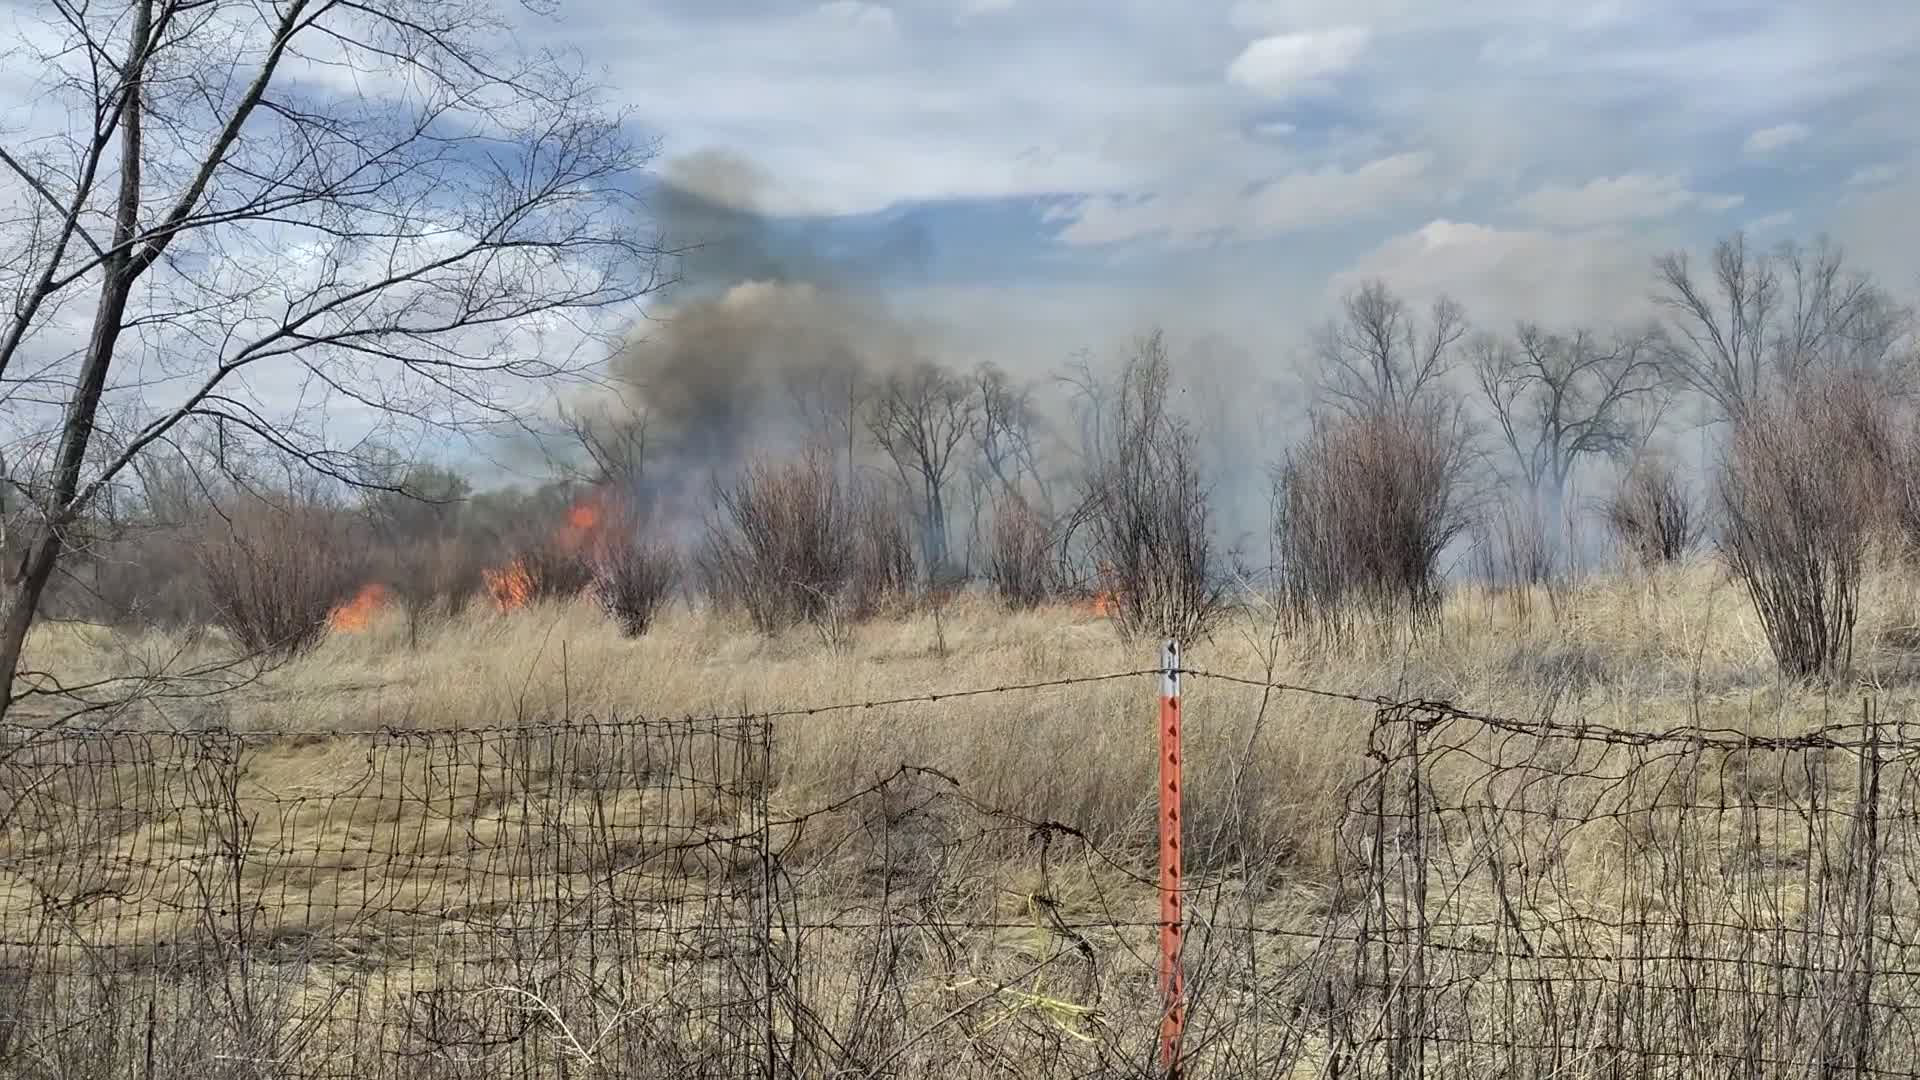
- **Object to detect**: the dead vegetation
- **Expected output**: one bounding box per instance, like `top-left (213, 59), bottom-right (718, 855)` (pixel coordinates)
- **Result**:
top-left (10, 568), bottom-right (1920, 1077)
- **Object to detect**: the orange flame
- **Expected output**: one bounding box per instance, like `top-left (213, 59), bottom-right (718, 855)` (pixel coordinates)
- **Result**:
top-left (328, 582), bottom-right (392, 633)
top-left (1083, 562), bottom-right (1118, 618)
top-left (555, 493), bottom-right (611, 554)
top-left (484, 559), bottom-right (535, 612)
top-left (480, 491), bottom-right (624, 614)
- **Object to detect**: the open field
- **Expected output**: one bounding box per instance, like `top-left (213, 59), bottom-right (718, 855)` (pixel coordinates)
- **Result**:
top-left (8, 561), bottom-right (1920, 1077)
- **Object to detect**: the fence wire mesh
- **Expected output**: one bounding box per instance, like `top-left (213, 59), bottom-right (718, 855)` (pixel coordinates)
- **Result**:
top-left (1343, 698), bottom-right (1920, 1080)
top-left (0, 674), bottom-right (1915, 1078)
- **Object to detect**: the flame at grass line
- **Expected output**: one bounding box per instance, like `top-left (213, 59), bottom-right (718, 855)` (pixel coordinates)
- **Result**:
top-left (328, 583), bottom-right (393, 633)
top-left (326, 493), bottom-right (620, 627)
top-left (483, 492), bottom-right (615, 613)
top-left (484, 560), bottom-right (537, 612)
top-left (1085, 562), bottom-right (1117, 618)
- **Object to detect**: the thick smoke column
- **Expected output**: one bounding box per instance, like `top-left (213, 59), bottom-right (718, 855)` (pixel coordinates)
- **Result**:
top-left (596, 149), bottom-right (928, 523)
top-left (611, 280), bottom-right (907, 476)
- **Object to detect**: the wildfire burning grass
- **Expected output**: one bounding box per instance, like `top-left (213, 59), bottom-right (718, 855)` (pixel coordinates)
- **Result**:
top-left (326, 494), bottom-right (616, 623)
top-left (18, 558), bottom-right (1920, 1074)
top-left (22, 556), bottom-right (1920, 914)
top-left (326, 583), bottom-right (392, 633)
top-left (482, 559), bottom-right (537, 612)
top-left (30, 557), bottom-right (1920, 825)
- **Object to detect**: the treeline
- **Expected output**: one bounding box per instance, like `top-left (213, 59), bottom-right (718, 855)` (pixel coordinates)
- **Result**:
top-left (57, 231), bottom-right (1920, 680)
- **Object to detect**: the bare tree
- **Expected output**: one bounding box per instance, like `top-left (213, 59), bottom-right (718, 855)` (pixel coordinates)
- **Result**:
top-left (1654, 232), bottom-right (1910, 422)
top-left (1078, 329), bottom-right (1228, 640)
top-left (0, 2), bottom-right (668, 714)
top-left (556, 397), bottom-right (650, 490)
top-left (864, 361), bottom-right (978, 574)
top-left (1776, 236), bottom-right (1912, 379)
top-left (972, 362), bottom-right (1048, 507)
top-left (1054, 348), bottom-right (1112, 478)
top-left (962, 361), bottom-right (1049, 571)
top-left (0, 1), bottom-right (668, 715)
top-left (1317, 279), bottom-right (1469, 417)
top-left (1473, 323), bottom-right (1668, 502)
top-left (362, 462), bottom-right (471, 545)
top-left (785, 364), bottom-right (867, 493)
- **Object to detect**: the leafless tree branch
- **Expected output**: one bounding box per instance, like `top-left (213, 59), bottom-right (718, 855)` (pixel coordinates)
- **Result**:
top-left (0, 0), bottom-right (672, 717)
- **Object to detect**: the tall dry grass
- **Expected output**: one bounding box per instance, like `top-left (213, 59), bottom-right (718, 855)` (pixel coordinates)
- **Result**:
top-left (29, 553), bottom-right (1920, 878)
top-left (21, 552), bottom-right (1920, 1076)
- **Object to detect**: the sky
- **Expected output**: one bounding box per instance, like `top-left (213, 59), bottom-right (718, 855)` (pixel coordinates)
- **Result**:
top-left (4, 0), bottom-right (1920, 498)
top-left (505, 0), bottom-right (1920, 364)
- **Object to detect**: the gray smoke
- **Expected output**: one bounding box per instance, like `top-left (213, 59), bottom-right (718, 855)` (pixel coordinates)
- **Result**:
top-left (573, 148), bottom-right (1286, 556)
top-left (587, 149), bottom-right (935, 521)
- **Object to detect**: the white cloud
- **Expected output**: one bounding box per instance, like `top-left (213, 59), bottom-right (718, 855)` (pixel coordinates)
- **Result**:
top-left (1480, 33), bottom-right (1552, 65)
top-left (816, 0), bottom-right (895, 31)
top-left (485, 0), bottom-right (1920, 232)
top-left (1829, 169), bottom-right (1920, 287)
top-left (1747, 210), bottom-right (1796, 231)
top-left (1054, 151), bottom-right (1432, 247)
top-left (960, 0), bottom-right (1015, 12)
top-left (1847, 163), bottom-right (1902, 188)
top-left (1228, 0), bottom-right (1442, 32)
top-left (1336, 219), bottom-right (1659, 326)
top-left (1514, 172), bottom-right (1742, 228)
top-left (1743, 123), bottom-right (1811, 154)
top-left (1227, 28), bottom-right (1371, 99)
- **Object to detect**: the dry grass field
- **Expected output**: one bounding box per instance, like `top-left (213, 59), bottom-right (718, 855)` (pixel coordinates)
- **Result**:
top-left (9, 559), bottom-right (1920, 1078)
top-left (25, 555), bottom-right (1920, 799)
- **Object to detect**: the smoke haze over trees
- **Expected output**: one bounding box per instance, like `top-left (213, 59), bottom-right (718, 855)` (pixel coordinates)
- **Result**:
top-left (5, 4), bottom-right (1920, 695)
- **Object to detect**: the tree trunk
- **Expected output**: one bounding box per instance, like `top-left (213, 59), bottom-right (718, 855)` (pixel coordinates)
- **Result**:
top-left (925, 481), bottom-right (947, 575)
top-left (0, 1), bottom-right (148, 721)
top-left (0, 280), bottom-right (137, 720)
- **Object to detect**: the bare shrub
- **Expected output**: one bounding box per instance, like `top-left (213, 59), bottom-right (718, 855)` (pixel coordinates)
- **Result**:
top-left (1606, 458), bottom-right (1699, 568)
top-left (590, 539), bottom-right (680, 637)
top-left (985, 495), bottom-right (1055, 610)
top-left (1719, 372), bottom-right (1893, 679)
top-left (1078, 331), bottom-right (1228, 641)
top-left (1879, 412), bottom-right (1920, 562)
top-left (846, 480), bottom-right (917, 617)
top-left (567, 494), bottom-right (680, 637)
top-left (195, 499), bottom-right (361, 657)
top-left (488, 536), bottom-right (594, 610)
top-left (365, 536), bottom-right (490, 648)
top-left (421, 535), bottom-right (490, 614)
top-left (1894, 434), bottom-right (1920, 559)
top-left (1274, 404), bottom-right (1469, 639)
top-left (85, 526), bottom-right (209, 630)
top-left (699, 451), bottom-right (850, 634)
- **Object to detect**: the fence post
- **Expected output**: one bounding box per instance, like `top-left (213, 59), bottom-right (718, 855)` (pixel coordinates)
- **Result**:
top-left (1159, 639), bottom-right (1185, 1078)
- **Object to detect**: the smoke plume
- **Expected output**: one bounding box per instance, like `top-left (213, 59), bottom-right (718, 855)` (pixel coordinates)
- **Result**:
top-left (593, 149), bottom-right (931, 522)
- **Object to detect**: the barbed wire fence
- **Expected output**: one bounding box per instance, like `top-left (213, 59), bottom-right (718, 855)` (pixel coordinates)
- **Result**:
top-left (0, 662), bottom-right (1914, 1077)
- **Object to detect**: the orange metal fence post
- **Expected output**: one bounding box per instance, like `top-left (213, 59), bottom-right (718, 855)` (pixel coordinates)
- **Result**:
top-left (1158, 639), bottom-right (1184, 1077)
